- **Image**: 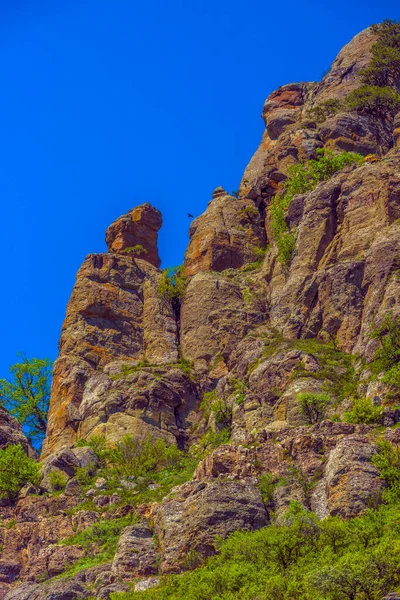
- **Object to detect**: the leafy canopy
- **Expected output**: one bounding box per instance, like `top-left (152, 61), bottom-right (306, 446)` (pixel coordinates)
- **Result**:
top-left (298, 392), bottom-right (331, 424)
top-left (0, 354), bottom-right (52, 446)
top-left (369, 311), bottom-right (400, 394)
top-left (0, 444), bottom-right (41, 499)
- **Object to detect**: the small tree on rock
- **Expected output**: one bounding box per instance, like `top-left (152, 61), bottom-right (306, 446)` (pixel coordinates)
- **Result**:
top-left (0, 354), bottom-right (52, 446)
top-left (298, 392), bottom-right (331, 424)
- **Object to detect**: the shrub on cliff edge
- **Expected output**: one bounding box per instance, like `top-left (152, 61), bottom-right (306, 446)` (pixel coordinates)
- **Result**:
top-left (0, 444), bottom-right (40, 499)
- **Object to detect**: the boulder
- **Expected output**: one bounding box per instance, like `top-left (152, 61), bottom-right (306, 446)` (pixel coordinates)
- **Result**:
top-left (112, 523), bottom-right (157, 579)
top-left (154, 479), bottom-right (268, 573)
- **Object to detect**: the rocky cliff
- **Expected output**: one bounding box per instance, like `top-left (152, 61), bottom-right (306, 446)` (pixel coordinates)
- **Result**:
top-left (1, 24), bottom-right (400, 600)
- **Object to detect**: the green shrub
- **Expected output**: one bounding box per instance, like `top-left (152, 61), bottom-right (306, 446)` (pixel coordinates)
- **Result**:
top-left (194, 428), bottom-right (231, 458)
top-left (113, 435), bottom-right (184, 479)
top-left (74, 463), bottom-right (97, 487)
top-left (298, 392), bottom-right (331, 424)
top-left (110, 502), bottom-right (400, 600)
top-left (270, 149), bottom-right (363, 265)
top-left (0, 444), bottom-right (41, 499)
top-left (240, 205), bottom-right (259, 217)
top-left (120, 244), bottom-right (148, 256)
top-left (372, 440), bottom-right (400, 502)
top-left (344, 398), bottom-right (383, 424)
top-left (307, 98), bottom-right (343, 123)
top-left (75, 436), bottom-right (114, 468)
top-left (345, 85), bottom-right (400, 116)
top-left (258, 473), bottom-right (276, 504)
top-left (200, 391), bottom-right (232, 428)
top-left (369, 311), bottom-right (400, 394)
top-left (158, 266), bottom-right (187, 301)
top-left (48, 470), bottom-right (68, 492)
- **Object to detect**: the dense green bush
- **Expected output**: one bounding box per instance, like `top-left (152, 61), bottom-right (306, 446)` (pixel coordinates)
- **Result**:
top-left (345, 85), bottom-right (400, 116)
top-left (158, 266), bottom-right (187, 301)
top-left (48, 470), bottom-right (68, 492)
top-left (344, 398), bottom-right (383, 424)
top-left (369, 311), bottom-right (400, 394)
top-left (362, 20), bottom-right (400, 88)
top-left (344, 20), bottom-right (400, 118)
top-left (270, 149), bottom-right (363, 265)
top-left (200, 390), bottom-right (232, 429)
top-left (111, 500), bottom-right (400, 600)
top-left (113, 435), bottom-right (184, 479)
top-left (298, 392), bottom-right (331, 424)
top-left (372, 440), bottom-right (400, 503)
top-left (0, 444), bottom-right (41, 499)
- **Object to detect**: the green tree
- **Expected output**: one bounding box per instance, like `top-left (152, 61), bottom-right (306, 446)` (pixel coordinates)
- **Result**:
top-left (298, 392), bottom-right (331, 424)
top-left (0, 444), bottom-right (41, 499)
top-left (345, 85), bottom-right (400, 116)
top-left (0, 354), bottom-right (52, 445)
top-left (344, 398), bottom-right (383, 425)
top-left (369, 311), bottom-right (400, 393)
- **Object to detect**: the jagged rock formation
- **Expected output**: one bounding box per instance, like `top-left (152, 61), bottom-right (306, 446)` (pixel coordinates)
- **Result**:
top-left (184, 187), bottom-right (266, 275)
top-left (2, 24), bottom-right (400, 599)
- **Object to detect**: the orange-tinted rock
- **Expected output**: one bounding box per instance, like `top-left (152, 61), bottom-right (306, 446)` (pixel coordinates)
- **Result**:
top-left (43, 213), bottom-right (177, 457)
top-left (239, 27), bottom-right (387, 205)
top-left (106, 203), bottom-right (162, 268)
top-left (184, 188), bottom-right (266, 276)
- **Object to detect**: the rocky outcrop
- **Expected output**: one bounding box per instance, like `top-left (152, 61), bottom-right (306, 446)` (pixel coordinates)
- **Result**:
top-left (153, 478), bottom-right (268, 573)
top-left (239, 27), bottom-right (391, 205)
top-left (43, 216), bottom-right (179, 455)
top-left (105, 203), bottom-right (162, 267)
top-left (264, 155), bottom-right (400, 355)
top-left (26, 23), bottom-right (400, 599)
top-left (112, 523), bottom-right (157, 579)
top-left (184, 187), bottom-right (266, 276)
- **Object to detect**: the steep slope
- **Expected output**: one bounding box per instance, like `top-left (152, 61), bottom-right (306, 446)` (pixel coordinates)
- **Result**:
top-left (2, 22), bottom-right (400, 600)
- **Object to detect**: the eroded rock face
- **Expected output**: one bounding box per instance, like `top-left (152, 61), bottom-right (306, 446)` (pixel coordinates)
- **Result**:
top-left (106, 203), bottom-right (162, 268)
top-left (153, 478), bottom-right (268, 573)
top-left (184, 187), bottom-right (266, 276)
top-left (180, 272), bottom-right (266, 368)
top-left (112, 523), bottom-right (157, 579)
top-left (324, 435), bottom-right (381, 518)
top-left (77, 366), bottom-right (199, 449)
top-left (264, 156), bottom-right (400, 355)
top-left (43, 240), bottom-right (179, 456)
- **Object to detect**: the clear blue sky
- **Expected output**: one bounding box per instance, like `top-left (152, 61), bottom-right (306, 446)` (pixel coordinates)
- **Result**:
top-left (0, 0), bottom-right (398, 376)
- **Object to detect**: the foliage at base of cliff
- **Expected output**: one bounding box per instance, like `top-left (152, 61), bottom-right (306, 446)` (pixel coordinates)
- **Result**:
top-left (112, 440), bottom-right (400, 600)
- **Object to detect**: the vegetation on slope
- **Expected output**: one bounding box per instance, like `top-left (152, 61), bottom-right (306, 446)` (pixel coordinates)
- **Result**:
top-left (111, 440), bottom-right (400, 600)
top-left (269, 149), bottom-right (363, 265)
top-left (0, 354), bottom-right (52, 447)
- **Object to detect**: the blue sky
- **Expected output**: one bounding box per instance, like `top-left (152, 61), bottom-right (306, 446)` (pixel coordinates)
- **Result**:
top-left (0, 0), bottom-right (398, 376)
